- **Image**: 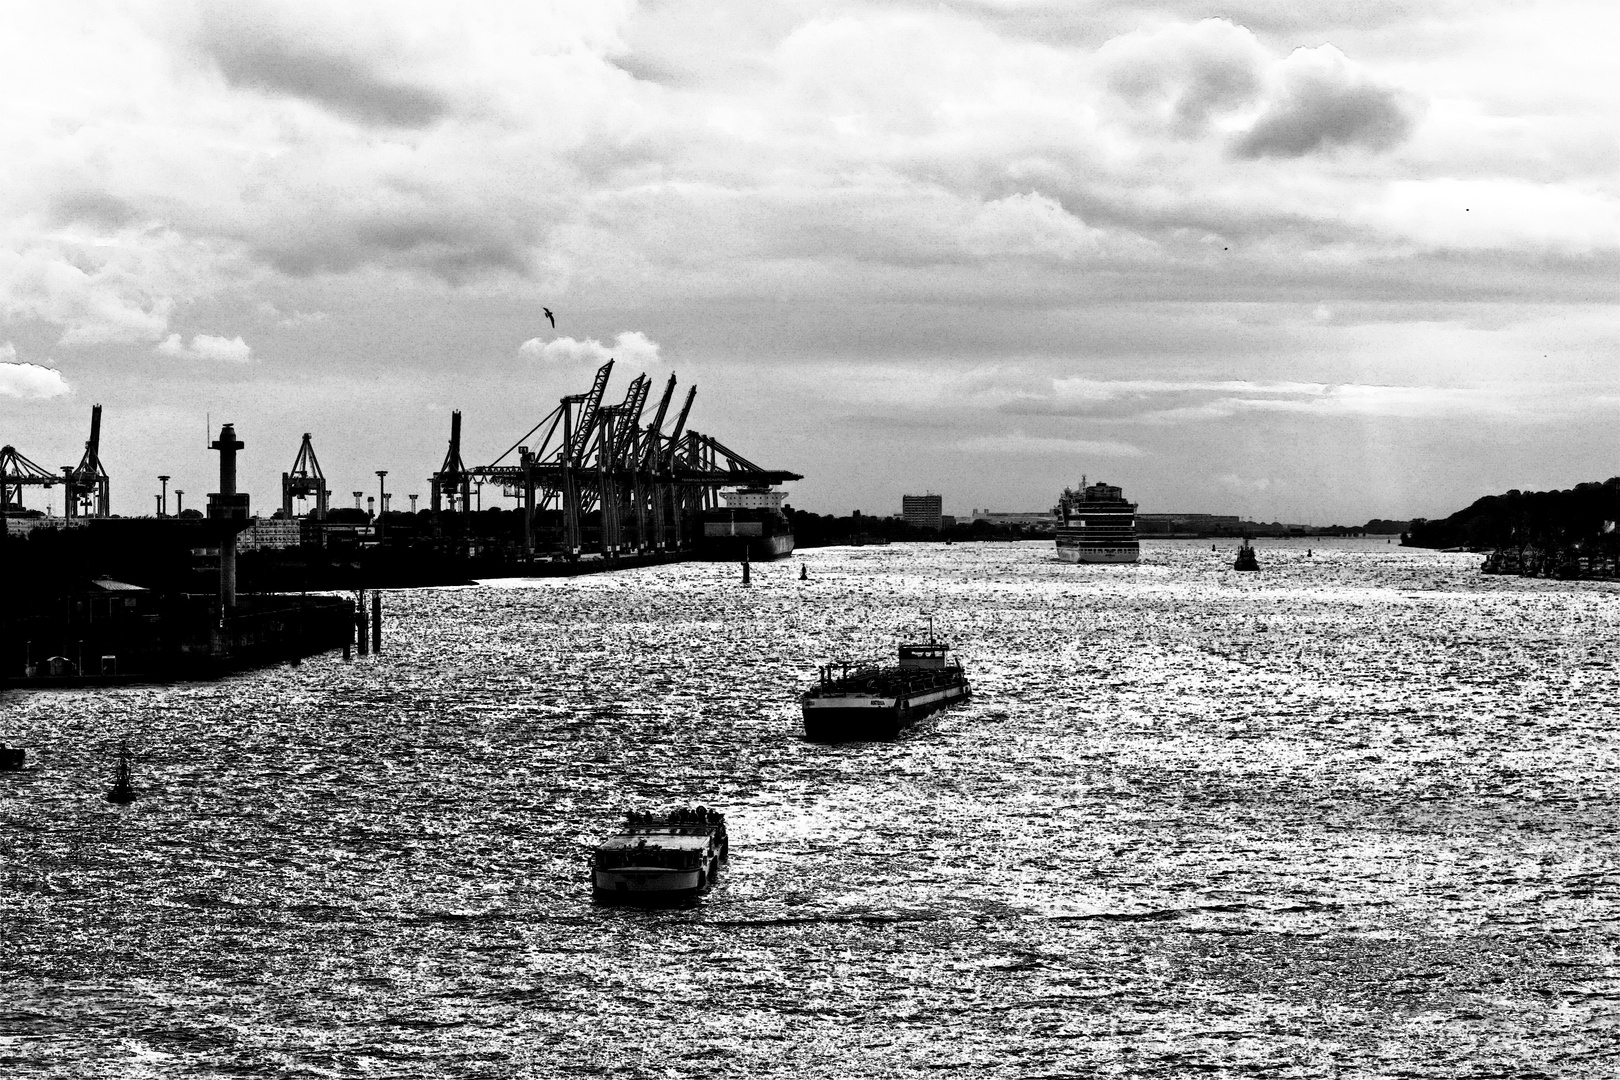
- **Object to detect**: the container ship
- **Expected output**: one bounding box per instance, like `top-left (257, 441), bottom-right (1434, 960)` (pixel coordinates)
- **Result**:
top-left (697, 486), bottom-right (795, 561)
top-left (802, 622), bottom-right (970, 742)
top-left (1054, 478), bottom-right (1139, 564)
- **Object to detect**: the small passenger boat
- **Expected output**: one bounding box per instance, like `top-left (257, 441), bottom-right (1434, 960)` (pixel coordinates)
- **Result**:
top-left (1233, 539), bottom-right (1260, 572)
top-left (591, 807), bottom-right (728, 905)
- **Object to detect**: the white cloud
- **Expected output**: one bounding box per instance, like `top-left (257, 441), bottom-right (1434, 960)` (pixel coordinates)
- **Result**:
top-left (0, 341), bottom-right (70, 398)
top-left (155, 332), bottom-right (253, 362)
top-left (1040, 376), bottom-right (1527, 423)
top-left (0, 243), bottom-right (179, 345)
top-left (1360, 178), bottom-right (1620, 254)
top-left (958, 432), bottom-right (1145, 456)
top-left (519, 330), bottom-right (661, 368)
top-left (963, 193), bottom-right (1103, 260)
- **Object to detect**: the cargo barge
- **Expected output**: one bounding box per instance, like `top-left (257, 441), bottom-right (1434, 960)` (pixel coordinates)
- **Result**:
top-left (591, 808), bottom-right (728, 905)
top-left (802, 624), bottom-right (970, 742)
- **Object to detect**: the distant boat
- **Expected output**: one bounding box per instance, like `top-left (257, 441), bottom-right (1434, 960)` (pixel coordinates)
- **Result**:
top-left (106, 744), bottom-right (137, 804)
top-left (1234, 539), bottom-right (1260, 572)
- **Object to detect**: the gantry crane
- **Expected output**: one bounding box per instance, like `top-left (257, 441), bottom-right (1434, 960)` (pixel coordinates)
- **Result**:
top-left (0, 444), bottom-right (60, 514)
top-left (430, 410), bottom-right (472, 514)
top-left (282, 432), bottom-right (330, 519)
top-left (462, 360), bottom-right (799, 560)
top-left (62, 404), bottom-right (109, 518)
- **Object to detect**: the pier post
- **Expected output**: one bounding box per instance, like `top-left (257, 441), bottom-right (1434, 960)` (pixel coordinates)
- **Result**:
top-left (742, 551), bottom-right (751, 586)
top-left (371, 592), bottom-right (382, 654)
top-left (355, 592), bottom-right (369, 656)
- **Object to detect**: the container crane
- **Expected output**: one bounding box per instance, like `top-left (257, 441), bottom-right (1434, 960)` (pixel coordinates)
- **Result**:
top-left (62, 404), bottom-right (109, 518)
top-left (282, 432), bottom-right (329, 519)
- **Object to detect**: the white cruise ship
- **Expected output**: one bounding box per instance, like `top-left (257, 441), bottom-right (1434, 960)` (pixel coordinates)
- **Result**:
top-left (1053, 479), bottom-right (1140, 564)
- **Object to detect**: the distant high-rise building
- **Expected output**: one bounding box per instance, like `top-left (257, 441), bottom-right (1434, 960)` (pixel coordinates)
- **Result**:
top-left (902, 494), bottom-right (943, 531)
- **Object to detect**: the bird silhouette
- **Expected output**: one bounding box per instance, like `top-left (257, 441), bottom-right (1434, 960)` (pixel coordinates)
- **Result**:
top-left (543, 307), bottom-right (555, 329)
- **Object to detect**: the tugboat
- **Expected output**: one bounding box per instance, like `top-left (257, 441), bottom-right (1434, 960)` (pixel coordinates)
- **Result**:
top-left (591, 807), bottom-right (728, 905)
top-left (1233, 538), bottom-right (1260, 572)
top-left (802, 618), bottom-right (970, 742)
top-left (106, 743), bottom-right (137, 804)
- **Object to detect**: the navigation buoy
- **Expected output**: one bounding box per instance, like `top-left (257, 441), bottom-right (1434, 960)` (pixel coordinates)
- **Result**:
top-left (799, 563), bottom-right (808, 581)
top-left (106, 743), bottom-right (137, 804)
top-left (742, 555), bottom-right (751, 586)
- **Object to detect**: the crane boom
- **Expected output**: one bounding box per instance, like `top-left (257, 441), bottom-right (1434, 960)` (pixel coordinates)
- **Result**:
top-left (662, 386), bottom-right (697, 469)
top-left (641, 373), bottom-right (677, 469)
top-left (567, 361), bottom-right (614, 463)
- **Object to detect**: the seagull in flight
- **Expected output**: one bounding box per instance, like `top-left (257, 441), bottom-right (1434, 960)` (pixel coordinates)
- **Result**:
top-left (543, 307), bottom-right (555, 329)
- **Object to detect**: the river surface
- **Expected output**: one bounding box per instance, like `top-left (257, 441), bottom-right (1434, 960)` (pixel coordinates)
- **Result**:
top-left (2, 539), bottom-right (1618, 1078)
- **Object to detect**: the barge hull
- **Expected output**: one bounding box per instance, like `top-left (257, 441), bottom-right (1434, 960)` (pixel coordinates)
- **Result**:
top-left (802, 683), bottom-right (970, 742)
top-left (592, 866), bottom-right (713, 906)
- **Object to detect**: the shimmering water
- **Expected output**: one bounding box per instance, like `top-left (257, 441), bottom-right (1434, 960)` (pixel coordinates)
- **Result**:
top-left (3, 539), bottom-right (1619, 1077)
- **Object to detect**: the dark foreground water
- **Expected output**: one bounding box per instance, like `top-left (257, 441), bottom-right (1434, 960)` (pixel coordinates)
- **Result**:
top-left (3, 539), bottom-right (1618, 1078)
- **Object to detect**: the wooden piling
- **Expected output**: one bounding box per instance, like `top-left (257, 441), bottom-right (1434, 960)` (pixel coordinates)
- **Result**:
top-left (371, 592), bottom-right (382, 654)
top-left (355, 592), bottom-right (369, 656)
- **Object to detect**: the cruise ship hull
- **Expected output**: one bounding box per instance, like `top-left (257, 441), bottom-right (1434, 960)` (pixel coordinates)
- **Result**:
top-left (802, 682), bottom-right (970, 742)
top-left (1055, 541), bottom-right (1140, 564)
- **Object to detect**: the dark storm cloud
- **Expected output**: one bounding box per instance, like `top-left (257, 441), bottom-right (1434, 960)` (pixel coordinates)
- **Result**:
top-left (1100, 19), bottom-right (1266, 136)
top-left (1233, 47), bottom-right (1415, 158)
top-left (198, 13), bottom-right (450, 128)
top-left (50, 189), bottom-right (140, 228)
top-left (253, 206), bottom-right (536, 281)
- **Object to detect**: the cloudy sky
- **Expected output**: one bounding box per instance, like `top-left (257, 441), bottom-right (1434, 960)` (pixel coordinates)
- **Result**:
top-left (2, 0), bottom-right (1617, 523)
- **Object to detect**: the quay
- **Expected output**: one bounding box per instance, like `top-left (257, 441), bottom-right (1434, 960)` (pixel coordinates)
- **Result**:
top-left (1, 361), bottom-right (801, 685)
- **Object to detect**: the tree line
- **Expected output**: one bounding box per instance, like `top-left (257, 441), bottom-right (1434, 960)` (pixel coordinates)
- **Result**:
top-left (1404, 477), bottom-right (1620, 577)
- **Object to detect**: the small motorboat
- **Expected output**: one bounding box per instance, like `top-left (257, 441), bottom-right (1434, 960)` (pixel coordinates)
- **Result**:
top-left (1233, 539), bottom-right (1260, 572)
top-left (106, 743), bottom-right (137, 804)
